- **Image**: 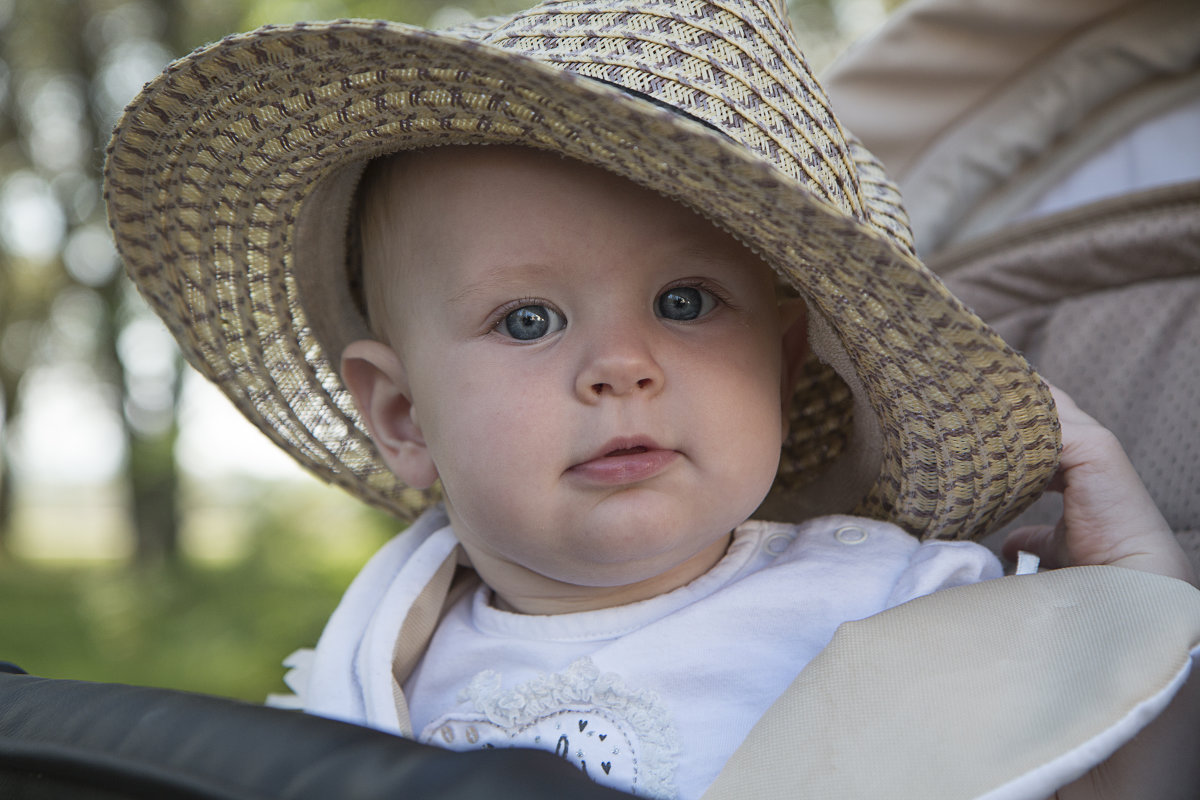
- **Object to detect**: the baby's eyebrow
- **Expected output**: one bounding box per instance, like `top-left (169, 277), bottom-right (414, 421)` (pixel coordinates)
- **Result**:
top-left (445, 244), bottom-right (751, 307)
top-left (673, 245), bottom-right (744, 268)
top-left (445, 262), bottom-right (560, 307)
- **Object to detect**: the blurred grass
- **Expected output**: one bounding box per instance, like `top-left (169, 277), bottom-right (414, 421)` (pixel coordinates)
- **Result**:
top-left (0, 560), bottom-right (345, 700)
top-left (0, 483), bottom-right (402, 702)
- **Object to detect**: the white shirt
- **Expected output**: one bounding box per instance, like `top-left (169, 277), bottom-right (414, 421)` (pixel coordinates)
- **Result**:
top-left (402, 515), bottom-right (1001, 799)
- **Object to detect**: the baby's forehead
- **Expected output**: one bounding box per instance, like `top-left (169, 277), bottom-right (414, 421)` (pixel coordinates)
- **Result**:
top-left (364, 145), bottom-right (779, 268)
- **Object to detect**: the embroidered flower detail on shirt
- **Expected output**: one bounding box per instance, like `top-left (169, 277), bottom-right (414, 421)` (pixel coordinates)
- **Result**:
top-left (420, 657), bottom-right (679, 799)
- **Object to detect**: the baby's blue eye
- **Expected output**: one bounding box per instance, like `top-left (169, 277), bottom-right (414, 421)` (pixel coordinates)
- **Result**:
top-left (657, 286), bottom-right (715, 321)
top-left (502, 304), bottom-right (566, 340)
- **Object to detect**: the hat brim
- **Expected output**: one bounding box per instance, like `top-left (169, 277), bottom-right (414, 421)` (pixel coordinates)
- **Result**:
top-left (105, 20), bottom-right (1059, 540)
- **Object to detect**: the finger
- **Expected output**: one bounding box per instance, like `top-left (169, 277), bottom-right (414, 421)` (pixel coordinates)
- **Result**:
top-left (1002, 523), bottom-right (1069, 569)
top-left (1046, 384), bottom-right (1112, 434)
top-left (1049, 386), bottom-right (1167, 538)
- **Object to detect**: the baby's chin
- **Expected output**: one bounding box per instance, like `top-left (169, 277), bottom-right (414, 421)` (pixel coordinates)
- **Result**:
top-left (442, 480), bottom-right (762, 609)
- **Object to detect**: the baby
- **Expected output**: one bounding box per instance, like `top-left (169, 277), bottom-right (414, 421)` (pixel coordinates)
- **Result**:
top-left (102, 0), bottom-right (1195, 797)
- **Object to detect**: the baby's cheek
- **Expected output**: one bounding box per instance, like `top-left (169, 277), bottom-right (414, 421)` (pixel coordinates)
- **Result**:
top-left (437, 402), bottom-right (550, 496)
top-left (712, 377), bottom-right (785, 496)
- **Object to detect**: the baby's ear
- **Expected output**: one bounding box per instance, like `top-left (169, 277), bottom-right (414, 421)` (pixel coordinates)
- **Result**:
top-left (341, 340), bottom-right (439, 489)
top-left (778, 298), bottom-right (809, 427)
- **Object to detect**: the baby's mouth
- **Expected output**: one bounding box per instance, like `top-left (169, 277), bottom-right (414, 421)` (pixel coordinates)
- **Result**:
top-left (569, 439), bottom-right (678, 485)
top-left (605, 445), bottom-right (649, 458)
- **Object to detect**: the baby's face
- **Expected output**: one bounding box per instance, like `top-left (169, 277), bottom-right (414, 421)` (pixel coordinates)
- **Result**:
top-left (348, 146), bottom-right (799, 612)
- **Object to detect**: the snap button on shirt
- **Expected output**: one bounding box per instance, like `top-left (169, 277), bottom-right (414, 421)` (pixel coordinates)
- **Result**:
top-left (834, 525), bottom-right (868, 545)
top-left (765, 532), bottom-right (794, 555)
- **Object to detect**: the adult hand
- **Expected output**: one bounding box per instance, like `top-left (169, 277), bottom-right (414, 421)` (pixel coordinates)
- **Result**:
top-left (1003, 386), bottom-right (1195, 586)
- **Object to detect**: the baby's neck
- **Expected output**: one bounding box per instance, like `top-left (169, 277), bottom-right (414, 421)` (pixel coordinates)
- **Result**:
top-left (472, 533), bottom-right (734, 615)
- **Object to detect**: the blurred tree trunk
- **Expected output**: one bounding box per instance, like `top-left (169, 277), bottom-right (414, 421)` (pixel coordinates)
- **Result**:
top-left (127, 409), bottom-right (183, 567)
top-left (94, 274), bottom-right (184, 568)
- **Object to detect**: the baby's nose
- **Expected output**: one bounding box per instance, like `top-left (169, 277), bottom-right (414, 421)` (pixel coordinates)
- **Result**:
top-left (587, 375), bottom-right (656, 397)
top-left (574, 336), bottom-right (665, 401)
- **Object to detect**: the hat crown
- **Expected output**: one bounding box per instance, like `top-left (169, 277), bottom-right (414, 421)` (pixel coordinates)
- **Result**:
top-left (475, 0), bottom-right (914, 253)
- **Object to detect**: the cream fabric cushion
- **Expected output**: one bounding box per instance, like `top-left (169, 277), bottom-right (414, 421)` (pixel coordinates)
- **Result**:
top-left (703, 566), bottom-right (1200, 800)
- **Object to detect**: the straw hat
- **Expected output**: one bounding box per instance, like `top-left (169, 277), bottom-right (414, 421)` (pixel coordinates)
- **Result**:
top-left (104, 0), bottom-right (1059, 541)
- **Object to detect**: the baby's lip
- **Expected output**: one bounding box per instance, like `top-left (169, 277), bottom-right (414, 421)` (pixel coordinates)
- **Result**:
top-left (567, 436), bottom-right (680, 485)
top-left (576, 436), bottom-right (669, 465)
